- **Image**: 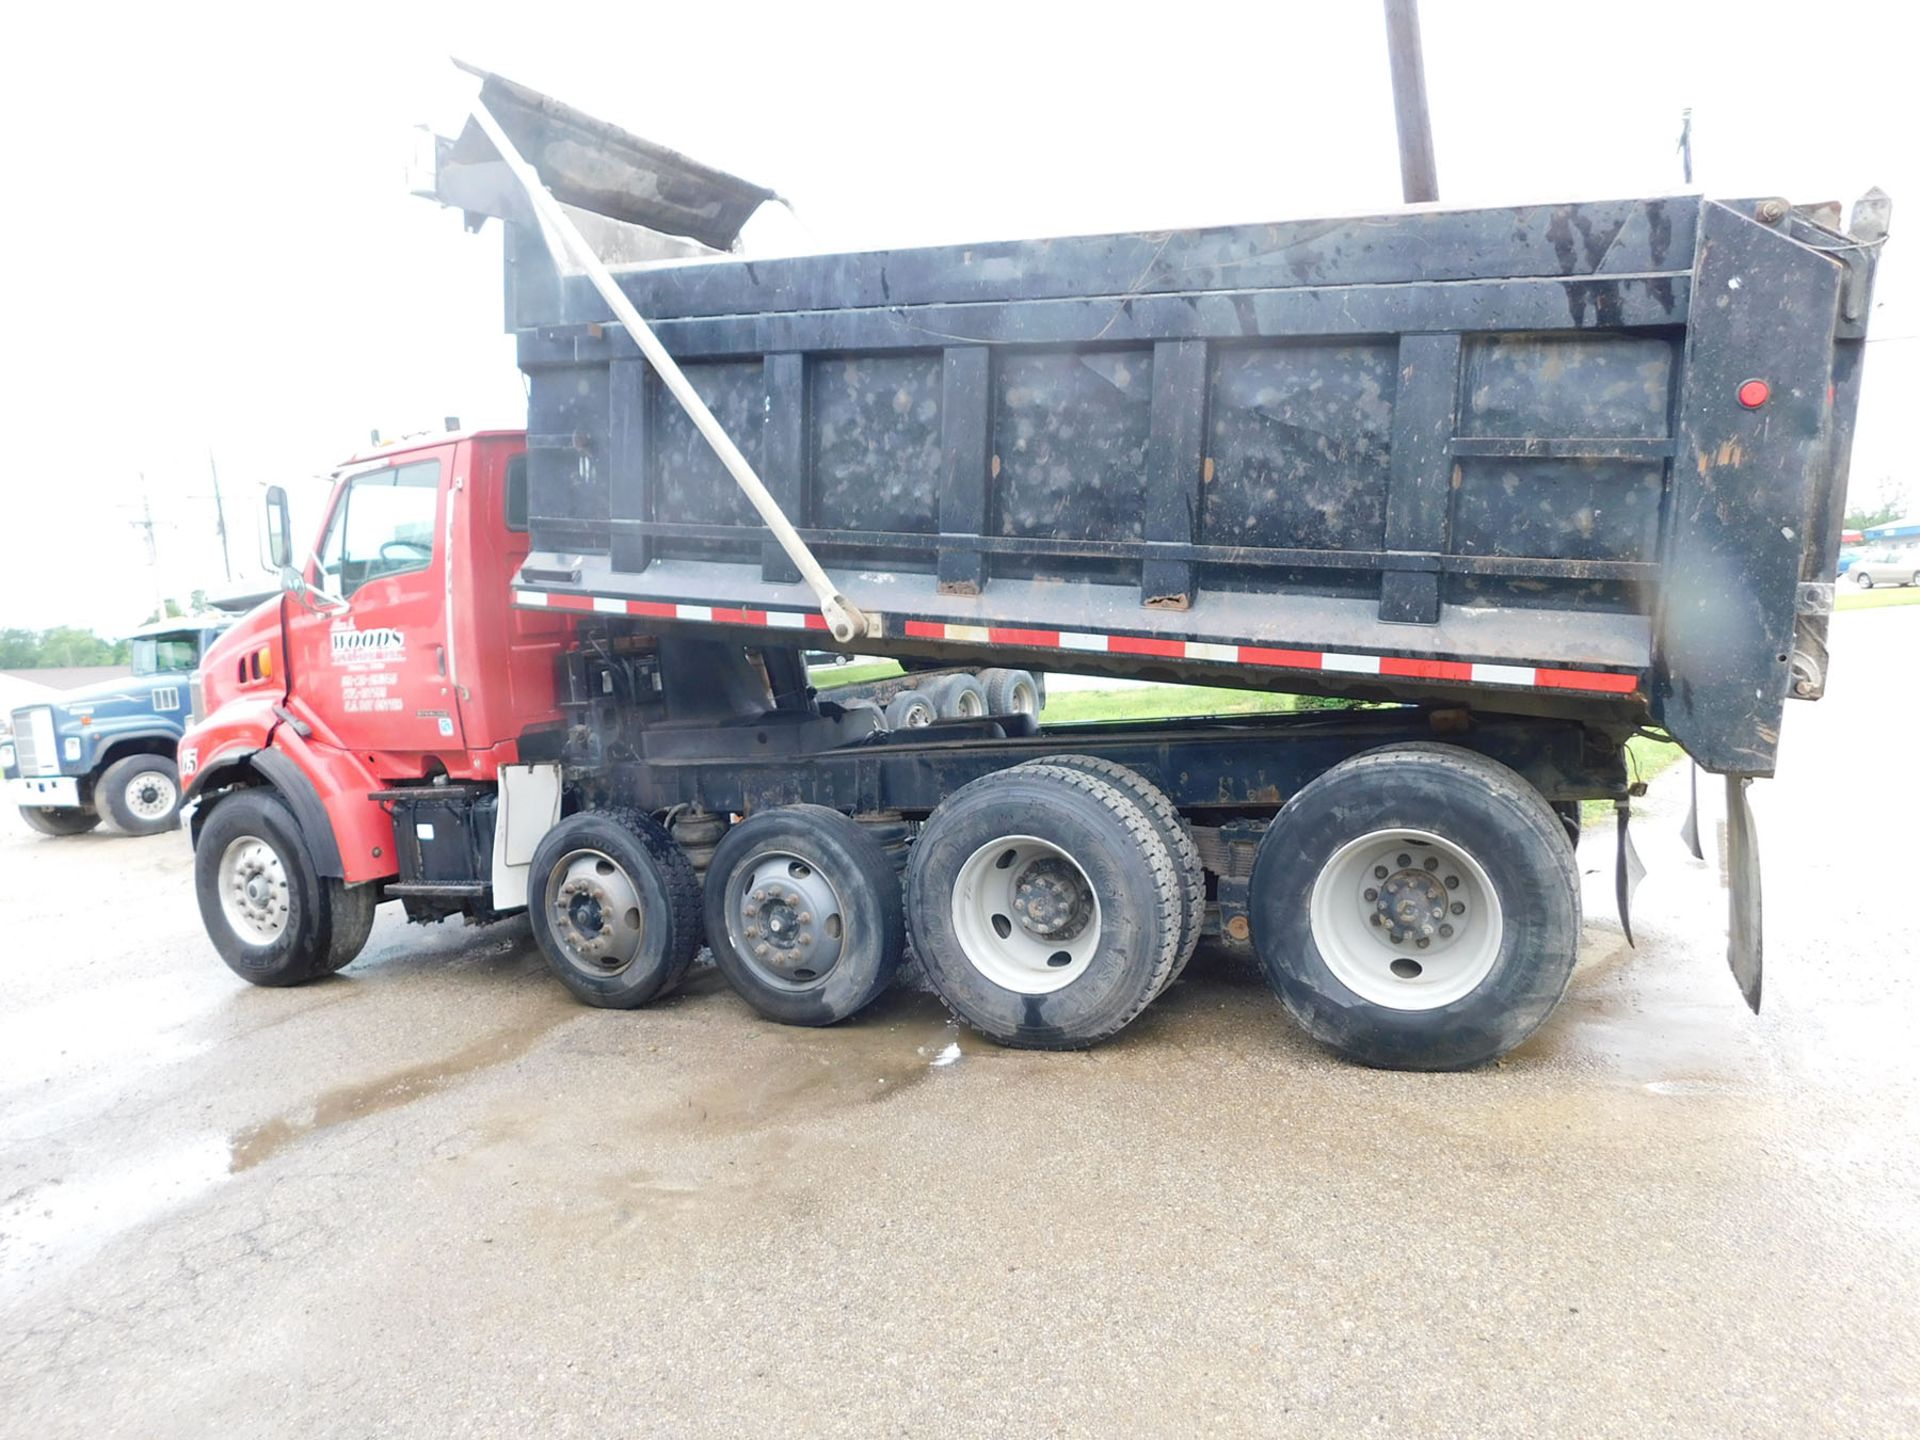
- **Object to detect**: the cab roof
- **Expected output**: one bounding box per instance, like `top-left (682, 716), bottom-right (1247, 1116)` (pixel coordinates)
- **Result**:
top-left (338, 428), bottom-right (524, 469)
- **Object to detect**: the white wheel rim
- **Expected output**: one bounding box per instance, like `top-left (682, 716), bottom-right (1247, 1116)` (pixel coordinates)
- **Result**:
top-left (954, 688), bottom-right (985, 718)
top-left (1308, 828), bottom-right (1503, 1010)
top-left (901, 698), bottom-right (932, 727)
top-left (125, 769), bottom-right (176, 821)
top-left (1008, 680), bottom-right (1037, 715)
top-left (544, 848), bottom-right (646, 977)
top-left (218, 834), bottom-right (290, 942)
top-left (951, 834), bottom-right (1102, 994)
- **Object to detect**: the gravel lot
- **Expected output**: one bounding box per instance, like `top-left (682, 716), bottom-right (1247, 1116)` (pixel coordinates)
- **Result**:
top-left (2, 610), bottom-right (1916, 1437)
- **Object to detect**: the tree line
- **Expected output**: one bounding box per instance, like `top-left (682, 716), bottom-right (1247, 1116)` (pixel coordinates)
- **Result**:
top-left (0, 628), bottom-right (132, 670)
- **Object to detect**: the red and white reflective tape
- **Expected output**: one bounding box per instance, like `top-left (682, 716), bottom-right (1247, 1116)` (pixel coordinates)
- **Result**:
top-left (511, 589), bottom-right (1639, 696)
top-left (899, 620), bottom-right (1637, 695)
top-left (515, 589), bottom-right (830, 631)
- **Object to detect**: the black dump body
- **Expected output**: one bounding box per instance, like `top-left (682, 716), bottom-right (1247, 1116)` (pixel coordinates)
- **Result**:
top-left (503, 182), bottom-right (1886, 776)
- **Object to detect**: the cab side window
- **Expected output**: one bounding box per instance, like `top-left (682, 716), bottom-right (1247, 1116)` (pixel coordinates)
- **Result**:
top-left (316, 460), bottom-right (441, 599)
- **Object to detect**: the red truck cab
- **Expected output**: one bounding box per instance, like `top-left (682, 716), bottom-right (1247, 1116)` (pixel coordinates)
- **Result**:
top-left (183, 432), bottom-right (570, 894)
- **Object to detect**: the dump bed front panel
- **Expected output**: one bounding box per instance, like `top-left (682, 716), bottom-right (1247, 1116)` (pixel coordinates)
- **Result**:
top-left (508, 194), bottom-right (1877, 775)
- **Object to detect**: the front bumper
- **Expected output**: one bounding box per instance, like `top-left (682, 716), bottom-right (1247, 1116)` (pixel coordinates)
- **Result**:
top-left (7, 775), bottom-right (82, 808)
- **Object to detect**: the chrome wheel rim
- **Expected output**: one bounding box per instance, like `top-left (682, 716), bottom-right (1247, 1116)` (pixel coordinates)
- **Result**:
top-left (125, 769), bottom-right (177, 821)
top-left (218, 834), bottom-right (290, 942)
top-left (545, 848), bottom-right (646, 976)
top-left (1308, 828), bottom-right (1503, 1010)
top-left (724, 850), bottom-right (847, 988)
top-left (951, 835), bottom-right (1102, 994)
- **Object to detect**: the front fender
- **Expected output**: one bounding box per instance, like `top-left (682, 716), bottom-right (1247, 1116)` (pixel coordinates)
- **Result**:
top-left (180, 698), bottom-right (397, 885)
top-left (179, 695), bottom-right (280, 804)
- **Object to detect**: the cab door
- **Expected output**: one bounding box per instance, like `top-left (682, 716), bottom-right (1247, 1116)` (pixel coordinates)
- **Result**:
top-left (285, 453), bottom-right (465, 759)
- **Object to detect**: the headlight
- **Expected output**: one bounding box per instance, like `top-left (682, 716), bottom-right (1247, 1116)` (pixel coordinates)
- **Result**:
top-left (63, 736), bottom-right (82, 762)
top-left (0, 742), bottom-right (14, 770)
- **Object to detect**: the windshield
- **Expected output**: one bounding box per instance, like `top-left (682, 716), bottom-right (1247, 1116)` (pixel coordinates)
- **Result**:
top-left (131, 634), bottom-right (201, 676)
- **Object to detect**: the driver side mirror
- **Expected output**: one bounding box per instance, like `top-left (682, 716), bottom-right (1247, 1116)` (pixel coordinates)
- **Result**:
top-left (264, 486), bottom-right (293, 570)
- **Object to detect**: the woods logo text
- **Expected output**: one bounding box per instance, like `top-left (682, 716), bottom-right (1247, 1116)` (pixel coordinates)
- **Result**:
top-left (330, 624), bottom-right (406, 662)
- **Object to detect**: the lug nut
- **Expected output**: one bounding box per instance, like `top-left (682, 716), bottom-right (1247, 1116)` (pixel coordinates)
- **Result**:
top-left (1423, 856), bottom-right (1439, 871)
top-left (743, 925), bottom-right (759, 939)
top-left (1451, 902), bottom-right (1465, 915)
top-left (753, 943), bottom-right (770, 959)
top-left (1364, 888), bottom-right (1378, 902)
top-left (1439, 923), bottom-right (1454, 939)
top-left (1416, 936), bottom-right (1431, 949)
top-left (1444, 875), bottom-right (1459, 890)
top-left (1370, 914), bottom-right (1383, 927)
top-left (1374, 866), bottom-right (1388, 880)
top-left (1397, 853), bottom-right (1411, 867)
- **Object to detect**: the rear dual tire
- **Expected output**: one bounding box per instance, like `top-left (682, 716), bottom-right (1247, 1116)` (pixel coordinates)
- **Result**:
top-left (1250, 744), bottom-right (1580, 1071)
top-left (906, 764), bottom-right (1182, 1049)
top-left (18, 806), bottom-right (102, 837)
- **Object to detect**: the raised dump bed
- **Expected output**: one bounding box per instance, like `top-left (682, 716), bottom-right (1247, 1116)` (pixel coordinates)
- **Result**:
top-left (503, 180), bottom-right (1885, 777)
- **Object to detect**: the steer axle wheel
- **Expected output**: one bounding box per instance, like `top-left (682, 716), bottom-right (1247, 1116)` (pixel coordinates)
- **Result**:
top-left (195, 788), bottom-right (377, 987)
top-left (705, 805), bottom-right (906, 1026)
top-left (906, 763), bottom-right (1181, 1049)
top-left (100, 754), bottom-right (181, 835)
top-left (1250, 743), bottom-right (1579, 1070)
top-left (528, 807), bottom-right (702, 1009)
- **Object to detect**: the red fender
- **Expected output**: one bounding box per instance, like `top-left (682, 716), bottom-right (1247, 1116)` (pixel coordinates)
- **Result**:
top-left (180, 697), bottom-right (396, 885)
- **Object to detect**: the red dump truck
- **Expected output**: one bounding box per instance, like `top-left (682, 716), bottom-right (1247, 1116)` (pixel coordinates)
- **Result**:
top-left (178, 70), bottom-right (1885, 1068)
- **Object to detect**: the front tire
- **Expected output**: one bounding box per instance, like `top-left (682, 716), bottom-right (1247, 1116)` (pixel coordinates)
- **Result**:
top-left (705, 805), bottom-right (906, 1025)
top-left (528, 807), bottom-right (702, 1009)
top-left (1249, 744), bottom-right (1580, 1071)
top-left (99, 754), bottom-right (181, 835)
top-left (195, 789), bottom-right (376, 987)
top-left (18, 806), bottom-right (102, 837)
top-left (1855, 569), bottom-right (1875, 589)
top-left (981, 668), bottom-right (1040, 717)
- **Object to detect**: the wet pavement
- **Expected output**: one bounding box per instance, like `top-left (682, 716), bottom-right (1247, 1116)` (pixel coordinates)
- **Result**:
top-left (2, 609), bottom-right (1917, 1437)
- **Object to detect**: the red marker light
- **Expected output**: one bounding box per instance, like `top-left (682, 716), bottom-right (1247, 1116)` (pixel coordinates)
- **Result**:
top-left (1737, 378), bottom-right (1771, 409)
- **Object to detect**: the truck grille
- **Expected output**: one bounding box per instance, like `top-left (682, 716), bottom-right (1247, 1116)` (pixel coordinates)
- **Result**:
top-left (11, 707), bottom-right (58, 776)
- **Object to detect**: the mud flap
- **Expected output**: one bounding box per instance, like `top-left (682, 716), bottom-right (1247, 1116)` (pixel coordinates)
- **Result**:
top-left (1679, 763), bottom-right (1704, 861)
top-left (1614, 801), bottom-right (1647, 947)
top-left (1723, 776), bottom-right (1763, 1013)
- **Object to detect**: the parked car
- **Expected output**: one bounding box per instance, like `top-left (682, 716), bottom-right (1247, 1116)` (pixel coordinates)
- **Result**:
top-left (1836, 547), bottom-right (1863, 576)
top-left (4, 618), bottom-right (230, 837)
top-left (1848, 547), bottom-right (1920, 589)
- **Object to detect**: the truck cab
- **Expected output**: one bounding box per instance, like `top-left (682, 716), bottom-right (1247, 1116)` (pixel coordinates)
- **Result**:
top-left (5, 619), bottom-right (229, 836)
top-left (181, 430), bottom-right (573, 886)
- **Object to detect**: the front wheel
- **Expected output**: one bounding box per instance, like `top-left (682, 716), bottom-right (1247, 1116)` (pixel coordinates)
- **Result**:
top-left (1855, 569), bottom-right (1875, 589)
top-left (1250, 744), bottom-right (1580, 1070)
top-left (18, 806), bottom-right (102, 837)
top-left (195, 789), bottom-right (377, 986)
top-left (99, 754), bottom-right (181, 835)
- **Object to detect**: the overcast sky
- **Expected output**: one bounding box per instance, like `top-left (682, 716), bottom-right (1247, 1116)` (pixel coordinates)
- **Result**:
top-left (2, 0), bottom-right (1911, 633)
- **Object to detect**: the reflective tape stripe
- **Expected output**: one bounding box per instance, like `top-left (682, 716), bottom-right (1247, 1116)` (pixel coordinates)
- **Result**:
top-left (507, 591), bottom-right (1639, 697)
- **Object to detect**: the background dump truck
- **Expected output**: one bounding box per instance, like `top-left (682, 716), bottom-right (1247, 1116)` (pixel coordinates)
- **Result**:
top-left (6, 618), bottom-right (229, 838)
top-left (178, 72), bottom-right (1884, 1069)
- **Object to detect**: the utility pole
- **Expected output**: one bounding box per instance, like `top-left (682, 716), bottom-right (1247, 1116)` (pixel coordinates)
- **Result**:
top-left (207, 449), bottom-right (233, 582)
top-left (130, 480), bottom-right (166, 622)
top-left (1383, 0), bottom-right (1439, 204)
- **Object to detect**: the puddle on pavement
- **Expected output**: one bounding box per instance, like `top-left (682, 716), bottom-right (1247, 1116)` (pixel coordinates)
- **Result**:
top-left (0, 1133), bottom-right (232, 1298)
top-left (667, 989), bottom-right (970, 1132)
top-left (229, 1007), bottom-right (576, 1172)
